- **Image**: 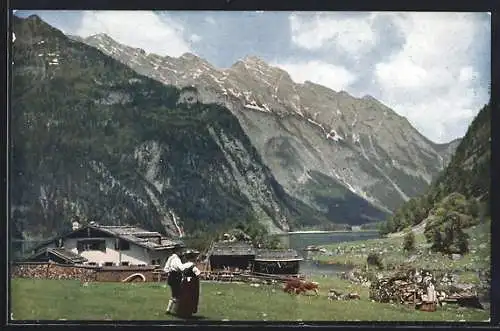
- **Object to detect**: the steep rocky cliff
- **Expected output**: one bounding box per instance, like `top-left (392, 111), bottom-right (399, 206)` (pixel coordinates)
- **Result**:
top-left (80, 34), bottom-right (460, 216)
top-left (13, 15), bottom-right (377, 240)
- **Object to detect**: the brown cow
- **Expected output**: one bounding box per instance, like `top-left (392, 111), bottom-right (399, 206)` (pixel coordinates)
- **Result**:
top-left (283, 279), bottom-right (319, 295)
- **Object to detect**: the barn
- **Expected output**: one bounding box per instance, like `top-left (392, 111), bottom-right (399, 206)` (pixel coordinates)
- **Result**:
top-left (208, 241), bottom-right (256, 272)
top-left (253, 249), bottom-right (303, 275)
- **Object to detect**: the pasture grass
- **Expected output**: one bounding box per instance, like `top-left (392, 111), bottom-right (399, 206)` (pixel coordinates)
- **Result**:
top-left (10, 277), bottom-right (488, 322)
top-left (313, 221), bottom-right (491, 283)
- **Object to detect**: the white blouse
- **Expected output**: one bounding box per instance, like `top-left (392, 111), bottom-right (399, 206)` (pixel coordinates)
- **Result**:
top-left (163, 253), bottom-right (201, 276)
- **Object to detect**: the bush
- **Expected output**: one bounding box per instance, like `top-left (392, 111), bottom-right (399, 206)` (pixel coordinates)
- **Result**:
top-left (430, 229), bottom-right (443, 252)
top-left (403, 231), bottom-right (415, 252)
top-left (367, 253), bottom-right (383, 270)
top-left (429, 212), bottom-right (470, 255)
top-left (456, 230), bottom-right (469, 254)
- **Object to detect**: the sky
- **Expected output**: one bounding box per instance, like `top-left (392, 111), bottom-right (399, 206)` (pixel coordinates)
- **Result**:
top-left (14, 10), bottom-right (491, 144)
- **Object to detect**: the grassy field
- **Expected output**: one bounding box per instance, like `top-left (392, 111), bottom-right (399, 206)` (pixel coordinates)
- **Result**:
top-left (10, 277), bottom-right (489, 322)
top-left (312, 220), bottom-right (491, 284)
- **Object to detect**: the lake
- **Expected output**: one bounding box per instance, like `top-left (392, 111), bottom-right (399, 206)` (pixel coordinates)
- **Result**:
top-left (275, 231), bottom-right (380, 276)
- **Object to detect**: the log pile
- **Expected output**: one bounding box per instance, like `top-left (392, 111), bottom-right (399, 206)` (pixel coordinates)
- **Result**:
top-left (369, 267), bottom-right (484, 309)
top-left (369, 267), bottom-right (443, 304)
top-left (12, 263), bottom-right (97, 282)
top-left (369, 275), bottom-right (423, 304)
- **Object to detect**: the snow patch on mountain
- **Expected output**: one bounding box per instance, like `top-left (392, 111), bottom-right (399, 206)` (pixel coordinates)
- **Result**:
top-left (326, 129), bottom-right (344, 142)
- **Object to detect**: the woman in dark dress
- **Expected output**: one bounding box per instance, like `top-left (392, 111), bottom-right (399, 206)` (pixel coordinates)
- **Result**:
top-left (163, 246), bottom-right (201, 316)
top-left (177, 266), bottom-right (200, 317)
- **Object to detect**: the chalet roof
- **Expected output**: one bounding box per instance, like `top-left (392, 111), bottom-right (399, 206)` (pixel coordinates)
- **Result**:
top-left (92, 225), bottom-right (183, 250)
top-left (209, 241), bottom-right (256, 256)
top-left (29, 224), bottom-right (184, 255)
top-left (94, 225), bottom-right (161, 237)
top-left (255, 249), bottom-right (303, 262)
top-left (24, 247), bottom-right (88, 264)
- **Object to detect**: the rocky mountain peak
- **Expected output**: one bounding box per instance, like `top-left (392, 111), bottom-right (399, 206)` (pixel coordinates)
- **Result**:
top-left (180, 52), bottom-right (203, 62)
top-left (241, 55), bottom-right (267, 65)
top-left (86, 33), bottom-right (111, 40)
top-left (70, 23), bottom-right (462, 221)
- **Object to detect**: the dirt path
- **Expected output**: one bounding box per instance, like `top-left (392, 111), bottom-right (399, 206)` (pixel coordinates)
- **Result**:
top-left (387, 220), bottom-right (427, 238)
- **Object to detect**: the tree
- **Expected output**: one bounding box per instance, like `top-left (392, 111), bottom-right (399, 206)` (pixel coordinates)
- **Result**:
top-left (403, 231), bottom-right (415, 252)
top-left (456, 230), bottom-right (469, 254)
top-left (430, 229), bottom-right (443, 252)
top-left (428, 211), bottom-right (470, 255)
top-left (468, 198), bottom-right (480, 218)
top-left (367, 253), bottom-right (383, 270)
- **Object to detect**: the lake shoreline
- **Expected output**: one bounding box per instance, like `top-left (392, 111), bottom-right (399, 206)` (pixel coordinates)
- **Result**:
top-left (279, 230), bottom-right (379, 235)
top-left (313, 259), bottom-right (356, 269)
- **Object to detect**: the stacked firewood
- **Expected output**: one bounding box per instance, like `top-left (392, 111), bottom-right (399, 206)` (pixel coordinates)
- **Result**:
top-left (12, 263), bottom-right (97, 282)
top-left (369, 277), bottom-right (423, 304)
top-left (369, 268), bottom-right (437, 304)
top-left (369, 267), bottom-right (483, 309)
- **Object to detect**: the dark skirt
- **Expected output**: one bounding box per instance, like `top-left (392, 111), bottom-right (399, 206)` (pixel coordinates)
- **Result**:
top-left (167, 271), bottom-right (182, 299)
top-left (177, 275), bottom-right (200, 317)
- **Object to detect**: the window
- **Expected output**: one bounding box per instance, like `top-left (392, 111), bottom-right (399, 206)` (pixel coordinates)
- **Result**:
top-left (104, 262), bottom-right (114, 266)
top-left (77, 240), bottom-right (106, 253)
top-left (121, 261), bottom-right (129, 266)
top-left (115, 239), bottom-right (130, 251)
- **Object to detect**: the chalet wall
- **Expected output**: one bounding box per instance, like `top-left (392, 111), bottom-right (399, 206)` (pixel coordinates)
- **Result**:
top-left (149, 250), bottom-right (174, 267)
top-left (63, 238), bottom-right (150, 266)
top-left (119, 244), bottom-right (153, 266)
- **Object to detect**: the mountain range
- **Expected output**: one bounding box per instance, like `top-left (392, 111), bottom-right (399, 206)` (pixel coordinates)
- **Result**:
top-left (77, 33), bottom-right (461, 213)
top-left (11, 15), bottom-right (461, 240)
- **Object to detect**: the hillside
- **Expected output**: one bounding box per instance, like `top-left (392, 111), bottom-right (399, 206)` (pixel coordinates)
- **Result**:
top-left (10, 15), bottom-right (390, 241)
top-left (380, 102), bottom-right (490, 235)
top-left (78, 33), bottom-right (460, 218)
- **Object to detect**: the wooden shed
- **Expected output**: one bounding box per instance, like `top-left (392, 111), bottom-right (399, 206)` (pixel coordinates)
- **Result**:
top-left (208, 241), bottom-right (256, 272)
top-left (253, 249), bottom-right (303, 275)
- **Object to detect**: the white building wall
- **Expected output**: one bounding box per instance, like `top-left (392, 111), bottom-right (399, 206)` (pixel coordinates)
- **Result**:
top-left (63, 237), bottom-right (151, 266)
top-left (119, 244), bottom-right (152, 266)
top-left (149, 250), bottom-right (174, 267)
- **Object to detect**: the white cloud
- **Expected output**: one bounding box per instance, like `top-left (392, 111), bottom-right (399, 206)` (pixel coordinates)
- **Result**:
top-left (272, 60), bottom-right (357, 92)
top-left (458, 66), bottom-right (478, 83)
top-left (205, 16), bottom-right (216, 25)
top-left (75, 11), bottom-right (192, 57)
top-left (373, 12), bottom-right (489, 143)
top-left (287, 11), bottom-right (489, 142)
top-left (189, 33), bottom-right (202, 43)
top-left (289, 12), bottom-right (377, 57)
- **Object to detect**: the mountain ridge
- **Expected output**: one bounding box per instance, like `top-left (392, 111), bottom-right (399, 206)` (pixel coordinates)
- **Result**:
top-left (11, 14), bottom-right (389, 242)
top-left (76, 31), bottom-right (461, 216)
top-left (78, 33), bottom-right (461, 146)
